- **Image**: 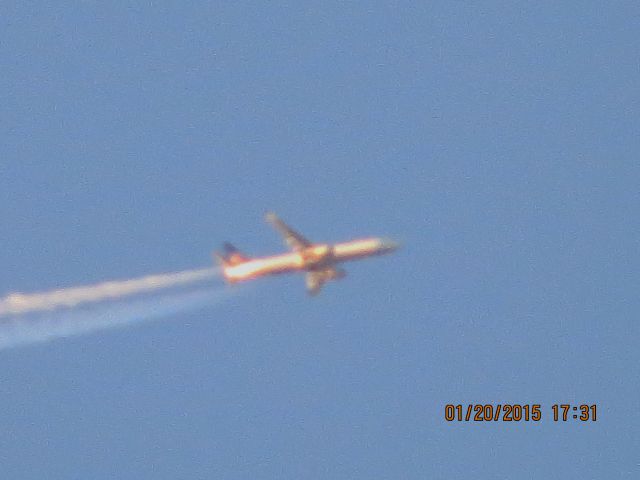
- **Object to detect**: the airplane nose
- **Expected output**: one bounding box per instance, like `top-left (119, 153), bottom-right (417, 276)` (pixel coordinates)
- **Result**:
top-left (379, 238), bottom-right (400, 252)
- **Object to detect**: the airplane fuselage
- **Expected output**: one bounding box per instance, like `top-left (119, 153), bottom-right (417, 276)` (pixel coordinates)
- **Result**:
top-left (222, 237), bottom-right (397, 282)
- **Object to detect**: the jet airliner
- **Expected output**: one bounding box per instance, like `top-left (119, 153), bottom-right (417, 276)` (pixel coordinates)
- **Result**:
top-left (214, 212), bottom-right (399, 295)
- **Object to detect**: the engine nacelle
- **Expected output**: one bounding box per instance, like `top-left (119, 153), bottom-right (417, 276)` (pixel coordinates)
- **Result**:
top-left (300, 244), bottom-right (332, 268)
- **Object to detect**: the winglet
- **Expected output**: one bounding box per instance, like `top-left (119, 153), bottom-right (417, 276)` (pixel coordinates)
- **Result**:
top-left (265, 211), bottom-right (278, 223)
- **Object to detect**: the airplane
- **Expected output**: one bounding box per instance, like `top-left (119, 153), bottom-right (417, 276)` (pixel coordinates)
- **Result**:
top-left (214, 212), bottom-right (399, 295)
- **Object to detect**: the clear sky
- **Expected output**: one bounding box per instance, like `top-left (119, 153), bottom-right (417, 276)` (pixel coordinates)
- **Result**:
top-left (1, 2), bottom-right (638, 478)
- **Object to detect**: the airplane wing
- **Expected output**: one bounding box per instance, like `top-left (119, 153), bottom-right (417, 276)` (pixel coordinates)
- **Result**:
top-left (305, 267), bottom-right (346, 295)
top-left (265, 212), bottom-right (312, 251)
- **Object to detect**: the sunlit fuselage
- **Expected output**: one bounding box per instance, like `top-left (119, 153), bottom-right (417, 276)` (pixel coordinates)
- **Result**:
top-left (222, 238), bottom-right (397, 282)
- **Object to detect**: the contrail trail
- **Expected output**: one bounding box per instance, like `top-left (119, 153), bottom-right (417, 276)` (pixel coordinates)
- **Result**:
top-left (0, 267), bottom-right (219, 316)
top-left (0, 286), bottom-right (230, 350)
top-left (0, 266), bottom-right (231, 350)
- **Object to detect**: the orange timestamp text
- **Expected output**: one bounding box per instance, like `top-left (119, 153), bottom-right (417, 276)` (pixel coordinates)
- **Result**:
top-left (444, 404), bottom-right (597, 422)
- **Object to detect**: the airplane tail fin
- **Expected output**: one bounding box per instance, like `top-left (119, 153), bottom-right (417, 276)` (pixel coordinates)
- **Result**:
top-left (214, 242), bottom-right (250, 266)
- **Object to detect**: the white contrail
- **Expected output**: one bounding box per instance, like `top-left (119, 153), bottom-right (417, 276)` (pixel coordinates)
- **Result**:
top-left (0, 267), bottom-right (219, 317)
top-left (0, 286), bottom-right (231, 350)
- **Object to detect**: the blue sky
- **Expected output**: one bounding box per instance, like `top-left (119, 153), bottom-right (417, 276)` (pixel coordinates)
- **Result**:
top-left (0, 2), bottom-right (638, 478)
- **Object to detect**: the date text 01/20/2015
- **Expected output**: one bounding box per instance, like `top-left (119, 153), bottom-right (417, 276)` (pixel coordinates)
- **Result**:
top-left (444, 404), bottom-right (597, 422)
